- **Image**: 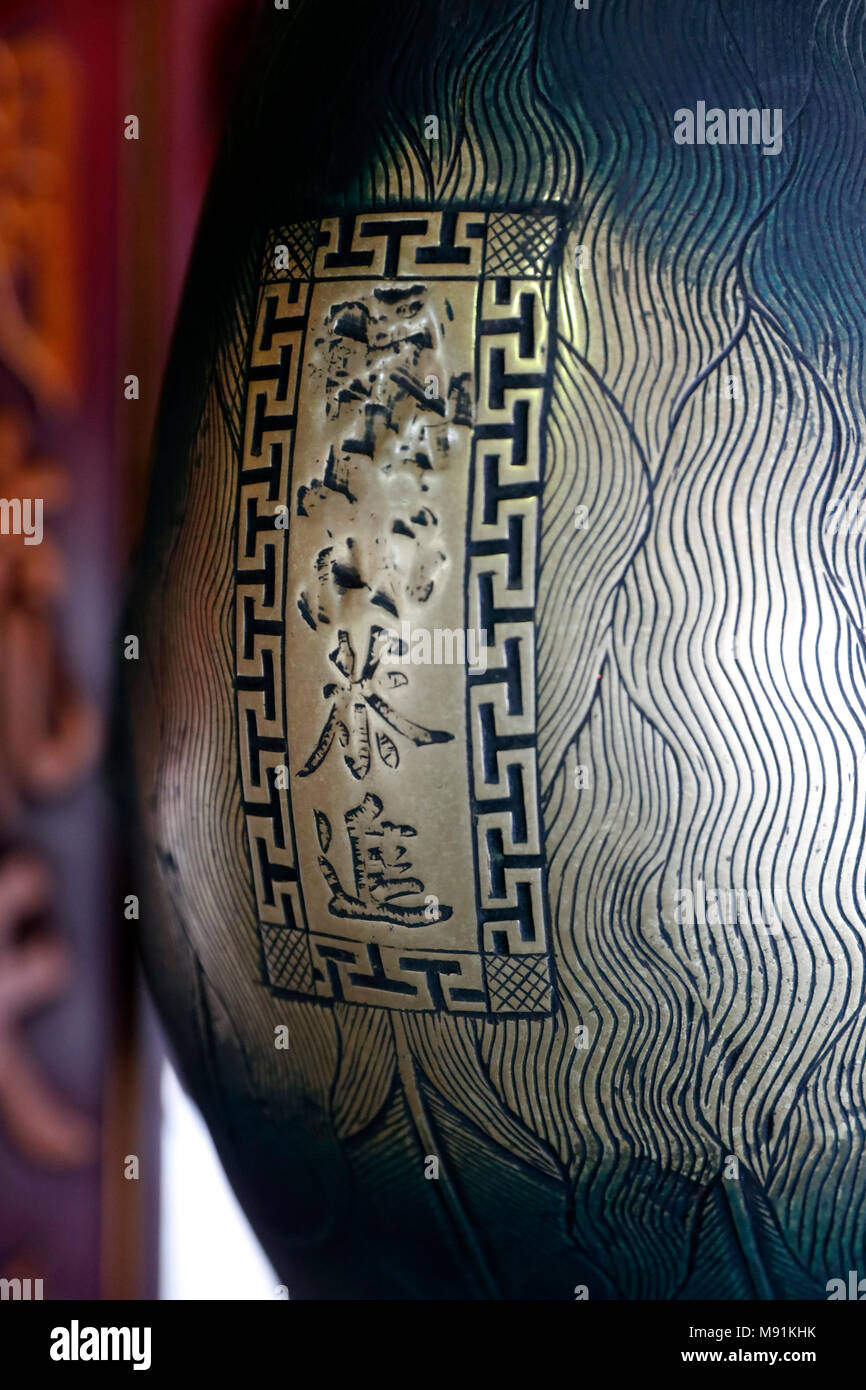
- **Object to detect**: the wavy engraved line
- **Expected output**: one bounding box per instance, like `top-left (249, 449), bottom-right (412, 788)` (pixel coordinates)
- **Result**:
top-left (550, 682), bottom-right (702, 1169)
top-left (329, 1004), bottom-right (395, 1139)
top-left (608, 309), bottom-right (866, 1273)
top-left (631, 344), bottom-right (828, 1128)
top-left (401, 1013), bottom-right (562, 1181)
top-left (477, 1014), bottom-right (577, 1170)
top-left (543, 679), bottom-right (718, 1295)
top-left (536, 342), bottom-right (651, 786)
top-left (389, 1012), bottom-right (501, 1298)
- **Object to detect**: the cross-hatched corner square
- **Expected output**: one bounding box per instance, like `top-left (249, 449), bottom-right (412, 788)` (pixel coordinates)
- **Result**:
top-left (486, 952), bottom-right (553, 1014)
top-left (485, 214), bottom-right (559, 277)
top-left (265, 221), bottom-right (319, 280)
top-left (261, 922), bottom-right (314, 994)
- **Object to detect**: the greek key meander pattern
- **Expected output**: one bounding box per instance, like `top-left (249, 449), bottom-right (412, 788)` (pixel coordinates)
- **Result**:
top-left (234, 210), bottom-right (562, 1015)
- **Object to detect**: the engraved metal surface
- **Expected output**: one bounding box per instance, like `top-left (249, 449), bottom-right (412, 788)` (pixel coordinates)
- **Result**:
top-left (127, 0), bottom-right (866, 1301)
top-left (235, 210), bottom-right (561, 1014)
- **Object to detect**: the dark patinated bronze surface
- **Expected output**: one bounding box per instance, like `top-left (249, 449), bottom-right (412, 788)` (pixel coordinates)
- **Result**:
top-left (126, 0), bottom-right (866, 1299)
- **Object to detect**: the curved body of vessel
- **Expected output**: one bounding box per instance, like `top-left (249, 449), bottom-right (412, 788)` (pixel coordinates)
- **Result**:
top-left (126, 0), bottom-right (866, 1298)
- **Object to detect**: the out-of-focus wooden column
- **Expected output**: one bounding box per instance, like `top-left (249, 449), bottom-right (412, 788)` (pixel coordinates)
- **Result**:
top-left (0, 0), bottom-right (258, 1302)
top-left (0, 0), bottom-right (130, 1302)
top-left (107, 0), bottom-right (261, 1299)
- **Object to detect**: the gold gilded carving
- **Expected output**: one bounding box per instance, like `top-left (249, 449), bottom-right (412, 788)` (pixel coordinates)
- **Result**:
top-left (234, 211), bottom-right (561, 1014)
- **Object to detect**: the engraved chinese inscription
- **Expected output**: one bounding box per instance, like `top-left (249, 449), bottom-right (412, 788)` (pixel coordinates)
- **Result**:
top-left (234, 211), bottom-right (561, 1014)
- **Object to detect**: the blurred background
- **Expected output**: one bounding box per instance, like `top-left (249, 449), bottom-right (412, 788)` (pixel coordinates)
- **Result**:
top-left (0, 0), bottom-right (272, 1299)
